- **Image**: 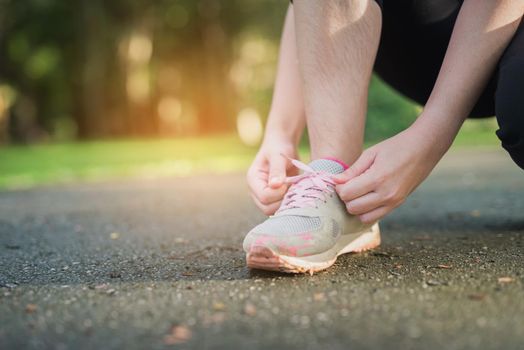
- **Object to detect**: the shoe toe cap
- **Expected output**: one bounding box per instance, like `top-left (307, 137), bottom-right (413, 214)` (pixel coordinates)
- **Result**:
top-left (243, 229), bottom-right (329, 257)
top-left (243, 215), bottom-right (339, 257)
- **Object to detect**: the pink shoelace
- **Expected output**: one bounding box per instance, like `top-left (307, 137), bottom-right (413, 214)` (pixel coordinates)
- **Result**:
top-left (277, 158), bottom-right (337, 212)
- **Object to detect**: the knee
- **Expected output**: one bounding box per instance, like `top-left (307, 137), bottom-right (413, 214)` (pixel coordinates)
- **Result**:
top-left (495, 59), bottom-right (524, 169)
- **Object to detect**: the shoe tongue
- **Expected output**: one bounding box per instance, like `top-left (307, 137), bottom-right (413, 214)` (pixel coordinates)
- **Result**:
top-left (308, 159), bottom-right (345, 174)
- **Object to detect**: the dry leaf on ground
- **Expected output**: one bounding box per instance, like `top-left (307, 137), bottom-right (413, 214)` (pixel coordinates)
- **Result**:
top-left (163, 325), bottom-right (192, 345)
top-left (244, 302), bottom-right (257, 316)
top-left (436, 264), bottom-right (452, 269)
top-left (25, 304), bottom-right (37, 313)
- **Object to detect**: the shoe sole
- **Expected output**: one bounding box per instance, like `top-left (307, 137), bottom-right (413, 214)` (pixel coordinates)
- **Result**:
top-left (246, 223), bottom-right (380, 275)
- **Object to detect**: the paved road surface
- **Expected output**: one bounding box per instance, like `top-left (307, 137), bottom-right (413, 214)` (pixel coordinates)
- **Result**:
top-left (1, 148), bottom-right (523, 349)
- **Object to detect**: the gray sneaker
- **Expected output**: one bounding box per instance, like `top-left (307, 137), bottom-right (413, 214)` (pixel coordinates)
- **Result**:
top-left (243, 158), bottom-right (380, 274)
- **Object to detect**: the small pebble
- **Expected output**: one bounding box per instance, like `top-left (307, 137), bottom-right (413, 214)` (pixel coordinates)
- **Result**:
top-left (244, 302), bottom-right (257, 316)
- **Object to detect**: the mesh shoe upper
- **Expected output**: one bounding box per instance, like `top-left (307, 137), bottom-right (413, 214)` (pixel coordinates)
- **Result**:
top-left (251, 216), bottom-right (322, 235)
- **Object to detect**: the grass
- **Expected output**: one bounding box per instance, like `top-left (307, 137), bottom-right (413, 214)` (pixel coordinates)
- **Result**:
top-left (0, 136), bottom-right (257, 190)
top-left (451, 118), bottom-right (500, 147)
top-left (0, 119), bottom-right (500, 190)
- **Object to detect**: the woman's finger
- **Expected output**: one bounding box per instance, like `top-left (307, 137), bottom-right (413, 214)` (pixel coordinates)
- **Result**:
top-left (336, 171), bottom-right (380, 202)
top-left (247, 166), bottom-right (288, 204)
top-left (345, 192), bottom-right (382, 215)
top-left (250, 192), bottom-right (282, 216)
top-left (333, 150), bottom-right (376, 184)
top-left (358, 206), bottom-right (391, 224)
top-left (268, 154), bottom-right (288, 188)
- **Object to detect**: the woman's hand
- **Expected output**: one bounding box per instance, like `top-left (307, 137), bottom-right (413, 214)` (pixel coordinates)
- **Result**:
top-left (246, 6), bottom-right (306, 216)
top-left (340, 0), bottom-right (524, 224)
top-left (334, 124), bottom-right (450, 223)
top-left (247, 134), bottom-right (299, 215)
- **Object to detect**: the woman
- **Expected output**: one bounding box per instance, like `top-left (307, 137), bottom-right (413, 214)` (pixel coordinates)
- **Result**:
top-left (243, 0), bottom-right (524, 273)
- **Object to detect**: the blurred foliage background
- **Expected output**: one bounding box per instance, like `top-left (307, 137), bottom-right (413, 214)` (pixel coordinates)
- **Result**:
top-left (0, 0), bottom-right (498, 188)
top-left (0, 0), bottom-right (420, 143)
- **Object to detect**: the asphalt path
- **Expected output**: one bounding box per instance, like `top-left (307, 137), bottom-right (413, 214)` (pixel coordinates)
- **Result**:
top-left (1, 148), bottom-right (523, 349)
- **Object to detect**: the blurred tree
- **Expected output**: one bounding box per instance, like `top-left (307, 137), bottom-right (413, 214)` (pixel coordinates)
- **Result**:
top-left (0, 0), bottom-right (74, 142)
top-left (0, 0), bottom-right (415, 145)
top-left (0, 0), bottom-right (288, 143)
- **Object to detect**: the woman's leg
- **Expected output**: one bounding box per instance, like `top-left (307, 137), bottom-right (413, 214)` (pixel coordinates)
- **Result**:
top-left (292, 0), bottom-right (382, 165)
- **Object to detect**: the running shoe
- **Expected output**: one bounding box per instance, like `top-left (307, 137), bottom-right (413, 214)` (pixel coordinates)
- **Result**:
top-left (243, 158), bottom-right (380, 274)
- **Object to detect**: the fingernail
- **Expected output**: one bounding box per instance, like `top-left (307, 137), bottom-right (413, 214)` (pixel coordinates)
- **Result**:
top-left (269, 176), bottom-right (281, 186)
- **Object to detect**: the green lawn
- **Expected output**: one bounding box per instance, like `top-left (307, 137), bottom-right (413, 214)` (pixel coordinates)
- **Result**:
top-left (0, 119), bottom-right (500, 190)
top-left (0, 136), bottom-right (259, 190)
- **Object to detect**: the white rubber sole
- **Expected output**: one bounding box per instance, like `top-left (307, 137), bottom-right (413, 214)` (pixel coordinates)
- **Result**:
top-left (246, 223), bottom-right (381, 275)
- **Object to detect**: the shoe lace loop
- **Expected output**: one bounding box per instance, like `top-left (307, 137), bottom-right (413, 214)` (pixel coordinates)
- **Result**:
top-left (277, 158), bottom-right (336, 212)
